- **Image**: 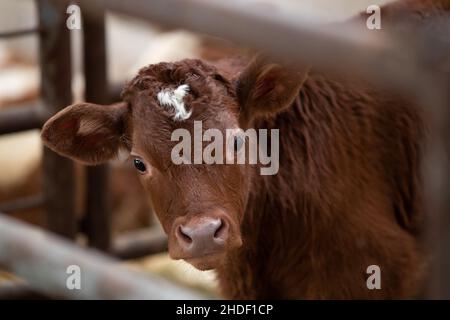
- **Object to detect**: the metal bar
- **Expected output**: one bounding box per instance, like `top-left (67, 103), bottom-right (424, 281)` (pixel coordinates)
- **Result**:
top-left (0, 101), bottom-right (46, 135)
top-left (81, 0), bottom-right (435, 98)
top-left (81, 4), bottom-right (112, 251)
top-left (0, 28), bottom-right (39, 39)
top-left (38, 0), bottom-right (77, 239)
top-left (85, 166), bottom-right (112, 250)
top-left (112, 227), bottom-right (168, 260)
top-left (423, 75), bottom-right (450, 299)
top-left (0, 213), bottom-right (204, 299)
top-left (0, 194), bottom-right (45, 214)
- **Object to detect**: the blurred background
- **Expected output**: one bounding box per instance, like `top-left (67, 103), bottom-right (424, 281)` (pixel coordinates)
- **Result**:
top-left (0, 0), bottom-right (397, 298)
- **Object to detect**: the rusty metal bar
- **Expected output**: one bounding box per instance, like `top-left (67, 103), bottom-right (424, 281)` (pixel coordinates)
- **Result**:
top-left (0, 101), bottom-right (46, 135)
top-left (81, 4), bottom-right (112, 251)
top-left (112, 227), bottom-right (168, 260)
top-left (38, 0), bottom-right (77, 239)
top-left (0, 194), bottom-right (45, 214)
top-left (0, 213), bottom-right (204, 299)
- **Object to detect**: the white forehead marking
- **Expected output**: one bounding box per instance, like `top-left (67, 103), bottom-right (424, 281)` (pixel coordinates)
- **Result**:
top-left (157, 84), bottom-right (192, 121)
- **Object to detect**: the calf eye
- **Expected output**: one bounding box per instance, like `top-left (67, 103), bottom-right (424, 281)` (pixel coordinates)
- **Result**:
top-left (133, 158), bottom-right (147, 173)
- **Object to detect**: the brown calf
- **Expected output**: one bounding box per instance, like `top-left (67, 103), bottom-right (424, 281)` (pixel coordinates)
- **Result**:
top-left (41, 0), bottom-right (449, 298)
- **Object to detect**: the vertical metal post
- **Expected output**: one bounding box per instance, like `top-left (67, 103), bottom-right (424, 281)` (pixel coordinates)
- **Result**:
top-left (82, 6), bottom-right (112, 251)
top-left (38, 0), bottom-right (77, 238)
top-left (440, 77), bottom-right (450, 299)
top-left (425, 76), bottom-right (450, 299)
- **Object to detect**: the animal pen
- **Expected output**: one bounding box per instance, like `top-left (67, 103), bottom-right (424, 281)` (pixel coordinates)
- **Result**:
top-left (0, 0), bottom-right (448, 299)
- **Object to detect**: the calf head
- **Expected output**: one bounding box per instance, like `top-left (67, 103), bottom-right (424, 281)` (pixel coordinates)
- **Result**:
top-left (41, 56), bottom-right (307, 270)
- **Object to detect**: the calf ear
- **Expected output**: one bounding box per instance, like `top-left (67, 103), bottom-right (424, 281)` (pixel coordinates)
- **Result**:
top-left (41, 102), bottom-right (129, 165)
top-left (236, 54), bottom-right (309, 127)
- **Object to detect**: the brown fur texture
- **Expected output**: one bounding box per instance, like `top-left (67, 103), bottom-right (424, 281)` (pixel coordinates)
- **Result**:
top-left (40, 0), bottom-right (450, 298)
top-left (220, 70), bottom-right (426, 299)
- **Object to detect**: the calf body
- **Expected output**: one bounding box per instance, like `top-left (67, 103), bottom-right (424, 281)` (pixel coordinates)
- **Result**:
top-left (217, 71), bottom-right (425, 299)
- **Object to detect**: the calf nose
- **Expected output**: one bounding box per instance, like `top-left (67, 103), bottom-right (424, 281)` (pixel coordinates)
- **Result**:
top-left (176, 218), bottom-right (228, 256)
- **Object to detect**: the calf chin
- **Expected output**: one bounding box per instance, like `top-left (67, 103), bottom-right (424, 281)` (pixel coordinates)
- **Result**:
top-left (184, 252), bottom-right (228, 271)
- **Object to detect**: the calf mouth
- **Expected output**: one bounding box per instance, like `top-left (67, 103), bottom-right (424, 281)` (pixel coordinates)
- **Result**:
top-left (182, 252), bottom-right (227, 271)
top-left (169, 235), bottom-right (243, 270)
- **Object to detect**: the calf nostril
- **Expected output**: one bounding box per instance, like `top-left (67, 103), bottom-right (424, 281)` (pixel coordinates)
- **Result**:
top-left (178, 226), bottom-right (193, 244)
top-left (213, 219), bottom-right (227, 239)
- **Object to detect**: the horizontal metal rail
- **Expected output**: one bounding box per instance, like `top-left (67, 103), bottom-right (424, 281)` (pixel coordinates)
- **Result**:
top-left (0, 28), bottom-right (40, 39)
top-left (0, 213), bottom-right (204, 299)
top-left (112, 227), bottom-right (168, 260)
top-left (0, 194), bottom-right (45, 214)
top-left (82, 0), bottom-right (444, 99)
top-left (0, 101), bottom-right (47, 135)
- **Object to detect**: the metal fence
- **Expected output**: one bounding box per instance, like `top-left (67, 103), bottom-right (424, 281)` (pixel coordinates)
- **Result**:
top-left (0, 213), bottom-right (203, 299)
top-left (0, 0), bottom-right (448, 299)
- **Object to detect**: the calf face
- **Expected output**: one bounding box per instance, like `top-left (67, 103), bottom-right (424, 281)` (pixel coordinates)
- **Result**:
top-left (41, 56), bottom-right (307, 270)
